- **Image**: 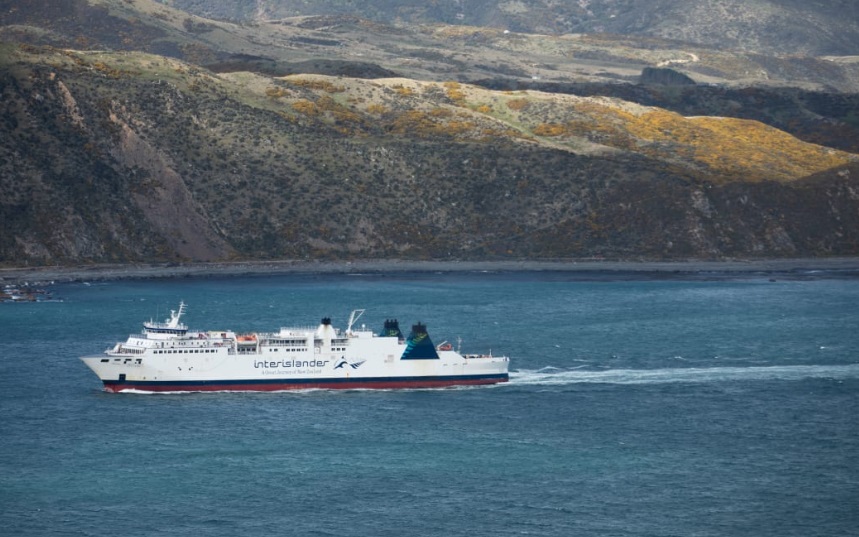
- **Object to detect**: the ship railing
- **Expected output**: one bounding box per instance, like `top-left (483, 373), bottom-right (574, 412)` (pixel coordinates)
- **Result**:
top-left (463, 353), bottom-right (504, 360)
top-left (278, 325), bottom-right (317, 331)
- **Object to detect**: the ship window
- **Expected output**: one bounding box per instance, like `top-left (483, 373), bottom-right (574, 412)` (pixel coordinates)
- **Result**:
top-left (101, 359), bottom-right (109, 363)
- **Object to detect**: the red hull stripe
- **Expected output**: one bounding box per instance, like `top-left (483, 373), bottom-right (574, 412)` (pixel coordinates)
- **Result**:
top-left (103, 374), bottom-right (509, 393)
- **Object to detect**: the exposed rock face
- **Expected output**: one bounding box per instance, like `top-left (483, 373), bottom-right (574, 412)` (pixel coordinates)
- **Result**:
top-left (107, 106), bottom-right (233, 261)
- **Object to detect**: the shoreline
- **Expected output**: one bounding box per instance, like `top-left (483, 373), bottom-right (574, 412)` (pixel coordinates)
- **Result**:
top-left (2, 257), bottom-right (859, 285)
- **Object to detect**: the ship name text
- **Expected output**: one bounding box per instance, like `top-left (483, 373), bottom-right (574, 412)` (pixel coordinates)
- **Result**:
top-left (254, 359), bottom-right (330, 369)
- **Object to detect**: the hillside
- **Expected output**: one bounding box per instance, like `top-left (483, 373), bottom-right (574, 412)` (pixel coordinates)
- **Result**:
top-left (1, 0), bottom-right (858, 265)
top-left (172, 0), bottom-right (859, 56)
top-left (2, 1), bottom-right (859, 92)
top-left (2, 44), bottom-right (858, 264)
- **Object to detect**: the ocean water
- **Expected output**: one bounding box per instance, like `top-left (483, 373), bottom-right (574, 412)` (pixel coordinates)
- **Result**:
top-left (1, 270), bottom-right (858, 536)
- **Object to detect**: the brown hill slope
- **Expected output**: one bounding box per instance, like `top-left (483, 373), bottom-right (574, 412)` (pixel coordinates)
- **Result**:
top-left (2, 45), bottom-right (858, 264)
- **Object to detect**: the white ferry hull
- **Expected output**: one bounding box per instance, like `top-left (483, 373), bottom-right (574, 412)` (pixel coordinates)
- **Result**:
top-left (80, 306), bottom-right (509, 393)
top-left (80, 351), bottom-right (509, 392)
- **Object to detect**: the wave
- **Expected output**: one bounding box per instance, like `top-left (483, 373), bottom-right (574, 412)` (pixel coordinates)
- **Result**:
top-left (509, 363), bottom-right (859, 386)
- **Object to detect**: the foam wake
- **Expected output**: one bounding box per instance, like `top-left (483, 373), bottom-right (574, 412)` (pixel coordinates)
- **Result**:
top-left (509, 364), bottom-right (859, 386)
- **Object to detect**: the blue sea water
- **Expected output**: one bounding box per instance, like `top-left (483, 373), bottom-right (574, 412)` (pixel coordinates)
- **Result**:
top-left (1, 270), bottom-right (858, 536)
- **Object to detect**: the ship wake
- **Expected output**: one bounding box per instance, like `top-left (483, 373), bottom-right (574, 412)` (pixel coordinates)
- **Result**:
top-left (509, 363), bottom-right (859, 386)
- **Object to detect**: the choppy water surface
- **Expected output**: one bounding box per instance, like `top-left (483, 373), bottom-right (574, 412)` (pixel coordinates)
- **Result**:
top-left (1, 271), bottom-right (857, 536)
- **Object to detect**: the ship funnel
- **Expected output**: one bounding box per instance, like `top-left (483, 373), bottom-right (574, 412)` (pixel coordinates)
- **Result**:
top-left (316, 317), bottom-right (336, 339)
top-left (380, 319), bottom-right (404, 339)
top-left (401, 321), bottom-right (439, 360)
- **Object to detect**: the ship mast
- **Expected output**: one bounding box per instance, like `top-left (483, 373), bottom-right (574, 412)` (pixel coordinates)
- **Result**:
top-left (346, 309), bottom-right (365, 335)
top-left (167, 301), bottom-right (187, 328)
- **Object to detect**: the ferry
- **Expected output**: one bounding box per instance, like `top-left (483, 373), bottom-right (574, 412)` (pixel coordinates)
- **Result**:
top-left (80, 302), bottom-right (509, 392)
